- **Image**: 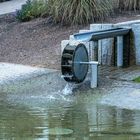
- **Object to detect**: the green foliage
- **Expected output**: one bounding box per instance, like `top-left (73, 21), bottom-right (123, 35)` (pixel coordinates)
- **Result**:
top-left (16, 0), bottom-right (140, 24)
top-left (133, 77), bottom-right (140, 83)
top-left (16, 0), bottom-right (47, 22)
top-left (47, 0), bottom-right (113, 25)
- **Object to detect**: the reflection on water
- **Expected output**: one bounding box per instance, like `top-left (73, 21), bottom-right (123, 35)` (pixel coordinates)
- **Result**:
top-left (1, 91), bottom-right (140, 140)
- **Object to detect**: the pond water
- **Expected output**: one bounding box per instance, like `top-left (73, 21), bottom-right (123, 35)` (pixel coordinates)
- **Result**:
top-left (1, 88), bottom-right (140, 140)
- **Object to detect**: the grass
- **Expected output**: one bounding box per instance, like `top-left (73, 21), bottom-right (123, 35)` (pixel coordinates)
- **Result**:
top-left (16, 0), bottom-right (140, 24)
top-left (133, 77), bottom-right (140, 83)
top-left (47, 0), bottom-right (113, 25)
top-left (16, 0), bottom-right (114, 24)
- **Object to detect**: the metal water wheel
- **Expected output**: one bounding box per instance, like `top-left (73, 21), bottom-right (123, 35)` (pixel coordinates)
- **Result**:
top-left (61, 43), bottom-right (89, 83)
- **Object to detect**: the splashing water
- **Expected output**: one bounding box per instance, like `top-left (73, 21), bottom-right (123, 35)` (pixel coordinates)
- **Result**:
top-left (62, 83), bottom-right (76, 95)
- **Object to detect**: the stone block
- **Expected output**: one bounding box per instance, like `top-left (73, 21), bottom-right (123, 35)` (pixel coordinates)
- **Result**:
top-left (132, 24), bottom-right (140, 65)
top-left (61, 40), bottom-right (70, 53)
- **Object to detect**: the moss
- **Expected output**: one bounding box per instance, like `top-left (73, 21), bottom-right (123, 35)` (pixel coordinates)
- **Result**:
top-left (133, 77), bottom-right (140, 83)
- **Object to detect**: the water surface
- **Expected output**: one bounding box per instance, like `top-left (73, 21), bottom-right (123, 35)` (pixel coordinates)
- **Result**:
top-left (1, 88), bottom-right (140, 140)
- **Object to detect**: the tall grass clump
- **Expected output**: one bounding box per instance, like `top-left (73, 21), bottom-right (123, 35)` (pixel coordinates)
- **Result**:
top-left (47, 0), bottom-right (113, 25)
top-left (117, 0), bottom-right (140, 11)
top-left (16, 0), bottom-right (47, 22)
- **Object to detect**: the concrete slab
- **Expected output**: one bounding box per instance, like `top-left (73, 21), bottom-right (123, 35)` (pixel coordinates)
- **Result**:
top-left (100, 88), bottom-right (140, 110)
top-left (0, 0), bottom-right (26, 15)
top-left (107, 66), bottom-right (140, 81)
top-left (0, 63), bottom-right (55, 84)
top-left (0, 63), bottom-right (67, 94)
top-left (0, 63), bottom-right (139, 111)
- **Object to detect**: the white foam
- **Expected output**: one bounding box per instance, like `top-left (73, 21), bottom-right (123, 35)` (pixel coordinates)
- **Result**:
top-left (62, 83), bottom-right (76, 95)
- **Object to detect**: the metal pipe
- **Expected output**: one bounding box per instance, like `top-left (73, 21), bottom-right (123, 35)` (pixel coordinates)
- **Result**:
top-left (74, 28), bottom-right (131, 42)
top-left (80, 61), bottom-right (99, 65)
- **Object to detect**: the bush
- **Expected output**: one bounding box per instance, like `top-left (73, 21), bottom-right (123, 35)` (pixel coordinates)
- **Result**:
top-left (47, 0), bottom-right (113, 25)
top-left (16, 0), bottom-right (47, 22)
top-left (16, 0), bottom-right (140, 25)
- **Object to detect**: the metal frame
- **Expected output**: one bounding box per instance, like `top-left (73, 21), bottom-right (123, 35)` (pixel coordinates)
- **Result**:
top-left (73, 27), bottom-right (131, 88)
top-left (74, 28), bottom-right (130, 41)
top-left (74, 27), bottom-right (131, 67)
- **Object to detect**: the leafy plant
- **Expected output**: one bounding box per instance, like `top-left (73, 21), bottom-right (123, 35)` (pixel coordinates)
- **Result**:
top-left (16, 0), bottom-right (47, 22)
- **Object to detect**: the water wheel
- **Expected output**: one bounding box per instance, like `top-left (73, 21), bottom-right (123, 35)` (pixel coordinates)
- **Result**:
top-left (61, 43), bottom-right (89, 83)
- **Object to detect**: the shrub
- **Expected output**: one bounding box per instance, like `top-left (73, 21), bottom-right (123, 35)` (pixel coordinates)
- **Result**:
top-left (47, 0), bottom-right (113, 25)
top-left (16, 0), bottom-right (140, 24)
top-left (16, 0), bottom-right (47, 22)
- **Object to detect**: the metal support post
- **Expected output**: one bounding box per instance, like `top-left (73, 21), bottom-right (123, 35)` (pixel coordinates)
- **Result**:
top-left (80, 61), bottom-right (99, 88)
top-left (117, 36), bottom-right (123, 67)
top-left (91, 63), bottom-right (98, 88)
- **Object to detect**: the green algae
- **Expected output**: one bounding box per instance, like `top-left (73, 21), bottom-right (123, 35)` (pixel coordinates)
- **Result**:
top-left (133, 76), bottom-right (140, 83)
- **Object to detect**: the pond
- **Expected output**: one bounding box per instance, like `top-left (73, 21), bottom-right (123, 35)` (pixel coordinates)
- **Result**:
top-left (1, 87), bottom-right (140, 140)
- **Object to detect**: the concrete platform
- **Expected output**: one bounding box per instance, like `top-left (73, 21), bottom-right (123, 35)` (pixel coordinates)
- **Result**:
top-left (0, 63), bottom-right (54, 84)
top-left (0, 63), bottom-right (66, 94)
